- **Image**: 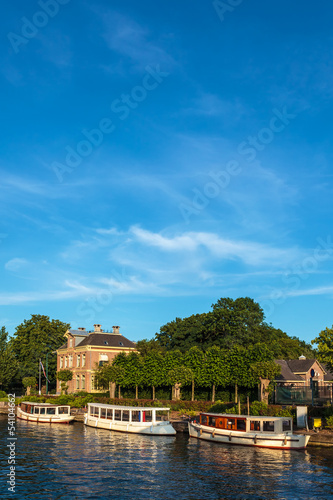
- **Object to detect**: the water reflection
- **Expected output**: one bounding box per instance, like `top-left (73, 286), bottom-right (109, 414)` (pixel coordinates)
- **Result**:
top-left (1, 419), bottom-right (333, 499)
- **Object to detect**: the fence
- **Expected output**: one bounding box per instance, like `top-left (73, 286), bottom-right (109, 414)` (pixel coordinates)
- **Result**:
top-left (275, 384), bottom-right (333, 406)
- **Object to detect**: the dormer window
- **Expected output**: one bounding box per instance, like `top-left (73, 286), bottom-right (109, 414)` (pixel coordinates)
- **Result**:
top-left (119, 342), bottom-right (123, 346)
top-left (69, 339), bottom-right (73, 348)
top-left (104, 341), bottom-right (108, 345)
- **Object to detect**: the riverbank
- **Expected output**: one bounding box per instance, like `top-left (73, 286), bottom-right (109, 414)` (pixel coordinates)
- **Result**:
top-left (3, 404), bottom-right (333, 446)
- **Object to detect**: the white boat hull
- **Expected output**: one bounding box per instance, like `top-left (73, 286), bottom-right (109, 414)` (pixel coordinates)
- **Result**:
top-left (84, 415), bottom-right (176, 435)
top-left (188, 422), bottom-right (310, 450)
top-left (17, 407), bottom-right (75, 424)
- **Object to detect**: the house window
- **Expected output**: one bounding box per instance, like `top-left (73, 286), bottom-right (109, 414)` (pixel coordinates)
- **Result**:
top-left (82, 354), bottom-right (86, 367)
top-left (77, 355), bottom-right (80, 367)
top-left (76, 375), bottom-right (80, 390)
top-left (69, 355), bottom-right (73, 368)
top-left (65, 356), bottom-right (68, 368)
top-left (91, 375), bottom-right (97, 391)
top-left (82, 375), bottom-right (85, 390)
top-left (60, 357), bottom-right (63, 369)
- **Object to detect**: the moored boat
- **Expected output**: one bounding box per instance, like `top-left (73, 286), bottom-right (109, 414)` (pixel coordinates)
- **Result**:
top-left (84, 403), bottom-right (176, 435)
top-left (189, 412), bottom-right (310, 450)
top-left (17, 401), bottom-right (75, 424)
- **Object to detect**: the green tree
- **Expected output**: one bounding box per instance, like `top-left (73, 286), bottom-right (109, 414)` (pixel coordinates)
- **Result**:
top-left (94, 363), bottom-right (125, 396)
top-left (154, 297), bottom-right (314, 356)
top-left (202, 346), bottom-right (227, 402)
top-left (184, 346), bottom-right (205, 401)
top-left (136, 338), bottom-right (166, 356)
top-left (56, 369), bottom-right (73, 394)
top-left (22, 376), bottom-right (37, 395)
top-left (143, 351), bottom-right (165, 400)
top-left (113, 352), bottom-right (144, 399)
top-left (167, 366), bottom-right (193, 400)
top-left (312, 326), bottom-right (333, 372)
top-left (0, 327), bottom-right (18, 391)
top-left (11, 315), bottom-right (70, 385)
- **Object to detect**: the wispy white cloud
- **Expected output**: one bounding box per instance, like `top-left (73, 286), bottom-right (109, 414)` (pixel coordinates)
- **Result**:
top-left (101, 11), bottom-right (174, 71)
top-left (5, 258), bottom-right (28, 272)
top-left (129, 226), bottom-right (299, 266)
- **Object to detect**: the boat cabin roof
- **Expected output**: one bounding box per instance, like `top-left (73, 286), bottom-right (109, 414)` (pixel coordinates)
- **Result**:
top-left (87, 403), bottom-right (170, 411)
top-left (21, 401), bottom-right (70, 408)
top-left (202, 412), bottom-right (292, 421)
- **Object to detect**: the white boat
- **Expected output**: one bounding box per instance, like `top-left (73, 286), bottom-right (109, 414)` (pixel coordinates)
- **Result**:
top-left (188, 412), bottom-right (310, 450)
top-left (84, 403), bottom-right (176, 435)
top-left (17, 401), bottom-right (75, 424)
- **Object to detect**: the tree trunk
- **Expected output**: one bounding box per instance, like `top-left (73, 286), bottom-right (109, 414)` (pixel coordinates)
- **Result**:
top-left (212, 384), bottom-right (215, 403)
top-left (174, 383), bottom-right (181, 401)
top-left (118, 385), bottom-right (121, 399)
top-left (259, 378), bottom-right (270, 404)
top-left (234, 383), bottom-right (238, 403)
top-left (135, 385), bottom-right (138, 399)
top-left (191, 380), bottom-right (195, 402)
top-left (109, 382), bottom-right (116, 399)
top-left (152, 386), bottom-right (155, 400)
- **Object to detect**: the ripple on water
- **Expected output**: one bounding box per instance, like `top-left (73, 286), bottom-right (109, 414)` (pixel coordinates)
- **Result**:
top-left (1, 419), bottom-right (333, 499)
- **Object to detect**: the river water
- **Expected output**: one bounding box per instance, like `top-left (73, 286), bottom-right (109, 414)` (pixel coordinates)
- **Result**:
top-left (1, 418), bottom-right (333, 499)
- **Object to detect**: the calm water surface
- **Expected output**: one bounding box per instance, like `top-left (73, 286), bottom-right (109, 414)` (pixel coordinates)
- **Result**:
top-left (1, 418), bottom-right (333, 499)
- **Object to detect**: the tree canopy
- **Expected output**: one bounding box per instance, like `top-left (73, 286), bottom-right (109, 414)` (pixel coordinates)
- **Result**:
top-left (0, 326), bottom-right (18, 391)
top-left (10, 314), bottom-right (70, 383)
top-left (312, 326), bottom-right (333, 372)
top-left (155, 297), bottom-right (314, 357)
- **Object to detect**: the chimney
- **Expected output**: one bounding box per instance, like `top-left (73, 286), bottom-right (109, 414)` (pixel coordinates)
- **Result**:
top-left (94, 324), bottom-right (103, 333)
top-left (112, 325), bottom-right (120, 334)
top-left (78, 327), bottom-right (86, 331)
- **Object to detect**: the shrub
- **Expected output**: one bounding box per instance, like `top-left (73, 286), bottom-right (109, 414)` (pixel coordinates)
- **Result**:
top-left (325, 416), bottom-right (333, 429)
top-left (0, 390), bottom-right (7, 398)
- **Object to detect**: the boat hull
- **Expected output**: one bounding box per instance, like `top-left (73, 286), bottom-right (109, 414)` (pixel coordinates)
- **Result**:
top-left (17, 407), bottom-right (75, 424)
top-left (84, 415), bottom-right (176, 435)
top-left (188, 422), bottom-right (310, 450)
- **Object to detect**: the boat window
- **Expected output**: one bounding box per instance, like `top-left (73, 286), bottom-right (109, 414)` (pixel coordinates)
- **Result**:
top-left (283, 420), bottom-right (291, 432)
top-left (115, 410), bottom-right (121, 421)
top-left (40, 408), bottom-right (45, 415)
top-left (58, 407), bottom-right (69, 415)
top-left (144, 411), bottom-right (152, 422)
top-left (200, 415), bottom-right (207, 425)
top-left (227, 419), bottom-right (235, 430)
top-left (34, 407), bottom-right (39, 414)
top-left (21, 404), bottom-right (27, 412)
top-left (208, 416), bottom-right (216, 427)
top-left (122, 411), bottom-right (129, 422)
top-left (93, 407), bottom-right (99, 417)
top-left (236, 419), bottom-right (246, 431)
top-left (132, 411), bottom-right (140, 422)
top-left (100, 408), bottom-right (106, 419)
top-left (263, 421), bottom-right (275, 432)
top-left (46, 408), bottom-right (56, 415)
top-left (250, 421), bottom-right (260, 431)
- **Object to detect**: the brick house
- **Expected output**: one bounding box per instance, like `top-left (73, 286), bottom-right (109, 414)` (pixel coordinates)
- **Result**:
top-left (274, 356), bottom-right (333, 404)
top-left (56, 324), bottom-right (136, 394)
top-left (275, 356), bottom-right (330, 388)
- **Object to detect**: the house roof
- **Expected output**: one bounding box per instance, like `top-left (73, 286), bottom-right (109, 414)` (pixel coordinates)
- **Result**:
top-left (287, 358), bottom-right (319, 373)
top-left (68, 329), bottom-right (90, 337)
top-left (274, 360), bottom-right (304, 381)
top-left (76, 333), bottom-right (136, 349)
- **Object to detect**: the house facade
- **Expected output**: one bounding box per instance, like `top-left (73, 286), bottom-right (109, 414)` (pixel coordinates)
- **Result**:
top-left (275, 356), bottom-right (331, 387)
top-left (274, 356), bottom-right (333, 405)
top-left (56, 324), bottom-right (136, 394)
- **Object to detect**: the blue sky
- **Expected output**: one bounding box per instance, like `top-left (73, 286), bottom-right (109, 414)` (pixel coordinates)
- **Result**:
top-left (1, 0), bottom-right (333, 344)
